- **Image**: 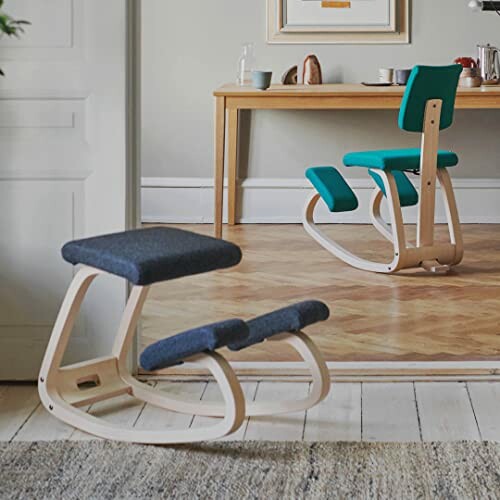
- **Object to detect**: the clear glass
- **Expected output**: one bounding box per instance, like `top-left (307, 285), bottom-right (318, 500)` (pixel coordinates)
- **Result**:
top-left (237, 43), bottom-right (255, 86)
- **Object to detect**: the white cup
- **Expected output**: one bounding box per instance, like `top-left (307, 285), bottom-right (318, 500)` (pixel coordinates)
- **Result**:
top-left (379, 68), bottom-right (394, 84)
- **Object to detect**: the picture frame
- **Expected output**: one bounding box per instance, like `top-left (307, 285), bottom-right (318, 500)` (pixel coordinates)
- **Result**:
top-left (267, 0), bottom-right (410, 44)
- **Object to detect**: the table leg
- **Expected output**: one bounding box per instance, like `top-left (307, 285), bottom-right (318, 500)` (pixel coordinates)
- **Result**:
top-left (227, 108), bottom-right (239, 226)
top-left (214, 97), bottom-right (226, 238)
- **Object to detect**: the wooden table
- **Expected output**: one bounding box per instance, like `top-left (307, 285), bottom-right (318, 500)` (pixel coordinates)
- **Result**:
top-left (213, 83), bottom-right (500, 238)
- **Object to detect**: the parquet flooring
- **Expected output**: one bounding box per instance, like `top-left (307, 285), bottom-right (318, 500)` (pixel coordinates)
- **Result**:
top-left (141, 224), bottom-right (500, 362)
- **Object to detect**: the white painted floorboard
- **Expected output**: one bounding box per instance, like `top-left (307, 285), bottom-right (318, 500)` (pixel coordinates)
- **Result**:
top-left (362, 383), bottom-right (420, 442)
top-left (304, 382), bottom-right (361, 442)
top-left (14, 403), bottom-right (84, 442)
top-left (415, 382), bottom-right (480, 442)
top-left (465, 382), bottom-right (500, 441)
top-left (0, 385), bottom-right (40, 442)
top-left (135, 381), bottom-right (206, 432)
top-left (2, 381), bottom-right (500, 443)
top-left (245, 382), bottom-right (309, 441)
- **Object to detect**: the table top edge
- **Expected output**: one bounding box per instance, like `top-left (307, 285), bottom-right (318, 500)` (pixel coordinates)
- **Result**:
top-left (213, 83), bottom-right (500, 98)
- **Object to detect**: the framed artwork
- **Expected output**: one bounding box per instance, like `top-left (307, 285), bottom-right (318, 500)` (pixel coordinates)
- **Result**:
top-left (267, 0), bottom-right (410, 44)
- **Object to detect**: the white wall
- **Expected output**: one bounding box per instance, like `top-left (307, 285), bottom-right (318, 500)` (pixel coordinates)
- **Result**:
top-left (141, 0), bottom-right (500, 222)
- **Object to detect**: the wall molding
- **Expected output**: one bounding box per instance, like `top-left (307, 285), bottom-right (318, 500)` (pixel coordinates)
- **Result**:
top-left (0, 169), bottom-right (92, 180)
top-left (0, 90), bottom-right (90, 100)
top-left (145, 360), bottom-right (500, 382)
top-left (142, 177), bottom-right (500, 224)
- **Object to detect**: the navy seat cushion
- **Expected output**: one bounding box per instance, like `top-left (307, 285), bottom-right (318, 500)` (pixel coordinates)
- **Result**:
top-left (228, 300), bottom-right (330, 351)
top-left (140, 319), bottom-right (249, 371)
top-left (61, 227), bottom-right (242, 286)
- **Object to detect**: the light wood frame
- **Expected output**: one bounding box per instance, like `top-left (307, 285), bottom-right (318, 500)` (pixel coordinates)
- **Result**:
top-left (303, 99), bottom-right (464, 274)
top-left (213, 84), bottom-right (500, 239)
top-left (38, 266), bottom-right (330, 443)
top-left (267, 0), bottom-right (410, 44)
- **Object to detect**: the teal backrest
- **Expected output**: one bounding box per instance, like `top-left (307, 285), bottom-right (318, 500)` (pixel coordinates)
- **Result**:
top-left (398, 65), bottom-right (462, 133)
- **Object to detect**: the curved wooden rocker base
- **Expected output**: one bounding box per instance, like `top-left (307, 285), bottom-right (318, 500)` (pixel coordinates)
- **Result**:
top-left (39, 265), bottom-right (330, 443)
top-left (38, 267), bottom-right (246, 444)
top-left (303, 167), bottom-right (464, 275)
top-left (138, 331), bottom-right (331, 418)
top-left (247, 331), bottom-right (331, 417)
top-left (368, 168), bottom-right (464, 271)
top-left (303, 172), bottom-right (405, 274)
top-left (39, 352), bottom-right (245, 444)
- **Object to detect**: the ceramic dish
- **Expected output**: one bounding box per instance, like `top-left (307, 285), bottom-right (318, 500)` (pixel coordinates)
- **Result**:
top-left (361, 82), bottom-right (394, 87)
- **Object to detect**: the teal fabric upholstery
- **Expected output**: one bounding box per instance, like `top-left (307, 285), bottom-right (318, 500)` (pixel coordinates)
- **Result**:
top-left (368, 170), bottom-right (419, 208)
top-left (306, 166), bottom-right (358, 213)
top-left (398, 65), bottom-right (462, 132)
top-left (343, 148), bottom-right (458, 172)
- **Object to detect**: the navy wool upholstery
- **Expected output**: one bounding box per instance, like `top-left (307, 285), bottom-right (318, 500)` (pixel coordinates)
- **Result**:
top-left (228, 300), bottom-right (330, 351)
top-left (61, 227), bottom-right (242, 286)
top-left (140, 319), bottom-right (249, 371)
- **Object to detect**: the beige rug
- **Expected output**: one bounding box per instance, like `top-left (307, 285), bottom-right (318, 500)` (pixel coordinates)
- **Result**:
top-left (1, 441), bottom-right (499, 499)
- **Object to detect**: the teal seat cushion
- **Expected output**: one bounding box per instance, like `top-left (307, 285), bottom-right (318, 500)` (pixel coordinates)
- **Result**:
top-left (343, 148), bottom-right (458, 171)
top-left (368, 170), bottom-right (419, 208)
top-left (305, 166), bottom-right (358, 213)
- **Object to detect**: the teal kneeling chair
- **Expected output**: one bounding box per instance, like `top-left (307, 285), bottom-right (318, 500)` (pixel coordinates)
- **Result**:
top-left (303, 65), bottom-right (464, 274)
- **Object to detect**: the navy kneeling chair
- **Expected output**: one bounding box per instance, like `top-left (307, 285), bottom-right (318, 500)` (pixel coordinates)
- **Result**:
top-left (38, 227), bottom-right (331, 444)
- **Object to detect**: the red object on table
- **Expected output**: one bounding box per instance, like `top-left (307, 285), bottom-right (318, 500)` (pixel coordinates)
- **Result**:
top-left (454, 57), bottom-right (478, 68)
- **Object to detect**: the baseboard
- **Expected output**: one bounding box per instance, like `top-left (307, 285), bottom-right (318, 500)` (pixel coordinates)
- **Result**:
top-left (142, 177), bottom-right (500, 224)
top-left (141, 361), bottom-right (500, 382)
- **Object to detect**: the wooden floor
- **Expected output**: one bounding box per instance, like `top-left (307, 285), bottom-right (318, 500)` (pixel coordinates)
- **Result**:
top-left (142, 224), bottom-right (500, 363)
top-left (3, 381), bottom-right (500, 442)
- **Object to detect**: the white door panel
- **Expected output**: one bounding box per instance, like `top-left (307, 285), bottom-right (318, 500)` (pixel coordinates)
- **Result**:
top-left (0, 0), bottom-right (133, 379)
top-left (0, 0), bottom-right (74, 49)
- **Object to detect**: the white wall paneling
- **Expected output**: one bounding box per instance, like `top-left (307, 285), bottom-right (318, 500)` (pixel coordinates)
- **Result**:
top-left (0, 0), bottom-right (84, 60)
top-left (142, 177), bottom-right (500, 224)
top-left (0, 179), bottom-right (87, 380)
top-left (0, 95), bottom-right (90, 175)
top-left (0, 0), bottom-right (133, 380)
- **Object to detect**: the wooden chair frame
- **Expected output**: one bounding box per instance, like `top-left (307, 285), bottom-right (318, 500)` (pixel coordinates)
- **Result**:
top-left (39, 266), bottom-right (330, 443)
top-left (303, 100), bottom-right (464, 274)
top-left (176, 332), bottom-right (331, 418)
